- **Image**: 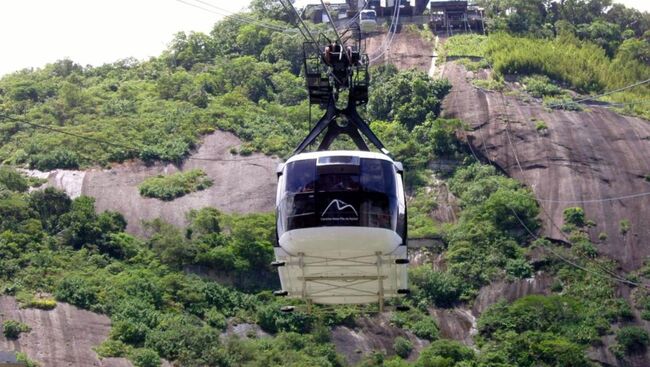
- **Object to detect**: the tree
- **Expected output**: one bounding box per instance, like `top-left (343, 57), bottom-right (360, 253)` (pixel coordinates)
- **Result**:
top-left (165, 32), bottom-right (217, 70)
top-left (249, 0), bottom-right (295, 23)
top-left (416, 340), bottom-right (475, 367)
top-left (368, 70), bottom-right (451, 130)
top-left (28, 188), bottom-right (72, 233)
top-left (144, 219), bottom-right (195, 268)
top-left (0, 166), bottom-right (28, 192)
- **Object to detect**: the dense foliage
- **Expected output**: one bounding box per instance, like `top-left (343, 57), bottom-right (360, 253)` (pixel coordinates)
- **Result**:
top-left (138, 169), bottom-right (213, 201)
top-left (1, 1), bottom-right (648, 366)
top-left (442, 1), bottom-right (650, 119)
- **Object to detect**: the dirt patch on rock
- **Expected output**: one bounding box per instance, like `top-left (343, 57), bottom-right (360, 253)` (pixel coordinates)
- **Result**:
top-left (365, 30), bottom-right (433, 72)
top-left (441, 62), bottom-right (650, 271)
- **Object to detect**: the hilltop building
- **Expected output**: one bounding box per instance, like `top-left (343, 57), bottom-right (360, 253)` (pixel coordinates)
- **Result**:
top-left (429, 0), bottom-right (485, 35)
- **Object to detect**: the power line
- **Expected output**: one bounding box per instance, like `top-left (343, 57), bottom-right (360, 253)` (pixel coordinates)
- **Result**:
top-left (574, 78), bottom-right (650, 103)
top-left (463, 59), bottom-right (644, 288)
top-left (461, 115), bottom-right (644, 289)
top-left (176, 0), bottom-right (290, 32)
top-left (369, 3), bottom-right (401, 63)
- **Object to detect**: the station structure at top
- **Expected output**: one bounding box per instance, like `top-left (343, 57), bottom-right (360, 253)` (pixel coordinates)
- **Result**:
top-left (302, 1), bottom-right (485, 35)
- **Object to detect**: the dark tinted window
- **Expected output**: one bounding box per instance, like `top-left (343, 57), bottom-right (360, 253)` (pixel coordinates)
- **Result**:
top-left (278, 157), bottom-right (402, 235)
top-left (286, 159), bottom-right (316, 194)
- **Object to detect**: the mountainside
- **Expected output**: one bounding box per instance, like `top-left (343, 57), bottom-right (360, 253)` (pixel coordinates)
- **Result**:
top-left (0, 296), bottom-right (135, 367)
top-left (1, 1), bottom-right (649, 366)
top-left (26, 130), bottom-right (278, 236)
top-left (442, 61), bottom-right (650, 271)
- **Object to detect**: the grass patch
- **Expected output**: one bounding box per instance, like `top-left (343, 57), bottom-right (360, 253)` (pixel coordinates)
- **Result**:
top-left (543, 97), bottom-right (583, 111)
top-left (521, 75), bottom-right (563, 98)
top-left (443, 34), bottom-right (487, 58)
top-left (455, 58), bottom-right (490, 72)
top-left (534, 120), bottom-right (549, 134)
top-left (472, 76), bottom-right (505, 92)
top-left (139, 169), bottom-right (213, 201)
top-left (25, 297), bottom-right (57, 310)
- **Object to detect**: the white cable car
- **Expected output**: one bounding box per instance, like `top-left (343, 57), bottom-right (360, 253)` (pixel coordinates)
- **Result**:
top-left (272, 11), bottom-right (408, 310)
top-left (359, 9), bottom-right (378, 34)
top-left (274, 151), bottom-right (408, 307)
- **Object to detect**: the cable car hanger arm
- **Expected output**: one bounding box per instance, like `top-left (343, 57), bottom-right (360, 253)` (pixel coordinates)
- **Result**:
top-left (293, 95), bottom-right (390, 156)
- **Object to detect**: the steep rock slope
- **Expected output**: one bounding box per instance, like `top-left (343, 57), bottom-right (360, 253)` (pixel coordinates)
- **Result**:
top-left (365, 30), bottom-right (433, 72)
top-left (442, 62), bottom-right (650, 271)
top-left (32, 131), bottom-right (280, 236)
top-left (0, 296), bottom-right (130, 367)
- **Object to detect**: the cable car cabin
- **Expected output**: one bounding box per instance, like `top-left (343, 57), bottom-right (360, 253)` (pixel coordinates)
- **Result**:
top-left (359, 10), bottom-right (378, 33)
top-left (274, 151), bottom-right (408, 305)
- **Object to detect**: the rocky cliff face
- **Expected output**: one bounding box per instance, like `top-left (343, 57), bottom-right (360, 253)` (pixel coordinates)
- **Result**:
top-left (25, 131), bottom-right (280, 236)
top-left (0, 296), bottom-right (133, 367)
top-left (441, 62), bottom-right (650, 272)
top-left (331, 314), bottom-right (428, 365)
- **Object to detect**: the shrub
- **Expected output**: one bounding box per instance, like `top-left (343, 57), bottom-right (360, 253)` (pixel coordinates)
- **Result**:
top-left (16, 352), bottom-right (38, 367)
top-left (129, 348), bottom-right (161, 367)
top-left (563, 207), bottom-right (586, 227)
top-left (535, 121), bottom-right (548, 132)
top-left (204, 308), bottom-right (227, 330)
top-left (619, 219), bottom-right (631, 235)
top-left (54, 276), bottom-right (98, 309)
top-left (505, 258), bottom-right (533, 279)
top-left (598, 232), bottom-right (608, 241)
top-left (543, 97), bottom-right (583, 111)
top-left (472, 77), bottom-right (505, 91)
top-left (2, 320), bottom-right (31, 339)
top-left (521, 75), bottom-right (562, 98)
top-left (368, 69), bottom-right (452, 130)
top-left (25, 297), bottom-right (57, 310)
top-left (409, 266), bottom-right (464, 308)
top-left (410, 317), bottom-right (439, 341)
top-left (139, 169), bottom-right (213, 201)
top-left (393, 337), bottom-right (413, 359)
top-left (416, 340), bottom-right (475, 367)
top-left (0, 166), bottom-right (29, 192)
top-left (29, 149), bottom-right (81, 170)
top-left (616, 326), bottom-right (649, 354)
top-left (95, 339), bottom-right (130, 358)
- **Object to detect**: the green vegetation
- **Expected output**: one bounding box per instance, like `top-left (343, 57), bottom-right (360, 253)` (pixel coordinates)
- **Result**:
top-left (415, 340), bottom-right (475, 367)
top-left (534, 120), bottom-right (548, 133)
top-left (615, 326), bottom-right (649, 354)
top-left (454, 58), bottom-right (489, 72)
top-left (393, 337), bottom-right (413, 359)
top-left (138, 169), bottom-right (213, 201)
top-left (0, 165), bottom-right (29, 192)
top-left (619, 219), bottom-right (631, 235)
top-left (368, 67), bottom-right (451, 130)
top-left (0, 1), bottom-right (647, 365)
top-left (16, 352), bottom-right (39, 367)
top-left (471, 76), bottom-right (505, 92)
top-left (563, 207), bottom-right (586, 227)
top-left (441, 34), bottom-right (487, 58)
top-left (521, 75), bottom-right (563, 98)
top-left (486, 33), bottom-right (648, 117)
top-left (543, 97), bottom-right (584, 111)
top-left (2, 319), bottom-right (31, 339)
top-left (23, 296), bottom-right (57, 310)
top-left (440, 1), bottom-right (650, 118)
